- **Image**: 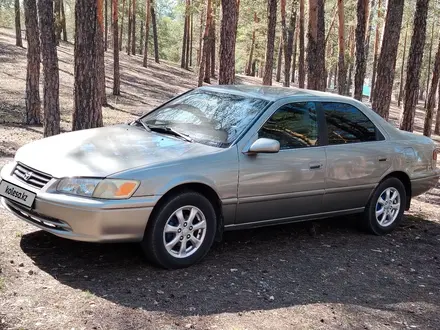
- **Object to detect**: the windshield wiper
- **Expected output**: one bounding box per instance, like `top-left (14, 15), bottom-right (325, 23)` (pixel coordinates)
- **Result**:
top-left (133, 119), bottom-right (151, 131)
top-left (147, 124), bottom-right (193, 142)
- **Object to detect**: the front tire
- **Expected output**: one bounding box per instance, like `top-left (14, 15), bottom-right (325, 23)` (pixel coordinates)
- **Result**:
top-left (141, 191), bottom-right (217, 269)
top-left (362, 177), bottom-right (406, 235)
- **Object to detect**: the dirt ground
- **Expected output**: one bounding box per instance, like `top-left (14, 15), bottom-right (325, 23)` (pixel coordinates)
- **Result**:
top-left (1, 28), bottom-right (440, 330)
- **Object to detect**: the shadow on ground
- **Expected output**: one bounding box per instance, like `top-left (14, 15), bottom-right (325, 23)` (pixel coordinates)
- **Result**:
top-left (20, 214), bottom-right (440, 324)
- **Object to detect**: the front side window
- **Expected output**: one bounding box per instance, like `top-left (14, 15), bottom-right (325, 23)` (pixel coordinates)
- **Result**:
top-left (259, 102), bottom-right (319, 149)
top-left (322, 102), bottom-right (378, 145)
top-left (141, 90), bottom-right (269, 148)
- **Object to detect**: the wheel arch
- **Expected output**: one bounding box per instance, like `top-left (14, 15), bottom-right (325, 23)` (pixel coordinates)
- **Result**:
top-left (379, 171), bottom-right (412, 210)
top-left (149, 182), bottom-right (224, 240)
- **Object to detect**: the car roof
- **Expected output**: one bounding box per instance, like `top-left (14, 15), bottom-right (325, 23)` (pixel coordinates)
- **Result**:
top-left (199, 85), bottom-right (355, 102)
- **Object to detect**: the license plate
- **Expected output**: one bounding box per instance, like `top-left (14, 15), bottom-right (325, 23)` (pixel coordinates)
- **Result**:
top-left (0, 180), bottom-right (36, 208)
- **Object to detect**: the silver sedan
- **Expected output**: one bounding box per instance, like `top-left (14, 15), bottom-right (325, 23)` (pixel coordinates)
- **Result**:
top-left (1, 86), bottom-right (439, 268)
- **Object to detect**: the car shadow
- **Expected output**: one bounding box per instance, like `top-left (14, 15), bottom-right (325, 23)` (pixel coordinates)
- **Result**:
top-left (20, 215), bottom-right (440, 319)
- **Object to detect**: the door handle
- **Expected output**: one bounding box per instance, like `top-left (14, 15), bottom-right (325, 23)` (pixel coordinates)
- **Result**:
top-left (309, 163), bottom-right (322, 170)
top-left (378, 157), bottom-right (388, 162)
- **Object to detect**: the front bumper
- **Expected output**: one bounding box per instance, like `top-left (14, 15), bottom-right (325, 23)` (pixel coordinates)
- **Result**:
top-left (1, 162), bottom-right (158, 243)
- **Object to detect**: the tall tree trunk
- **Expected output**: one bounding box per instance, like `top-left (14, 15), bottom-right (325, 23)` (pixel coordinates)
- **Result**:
top-left (197, 5), bottom-right (205, 65)
top-left (298, 0), bottom-right (305, 88)
top-left (307, 0), bottom-right (325, 90)
top-left (424, 39), bottom-right (440, 137)
top-left (105, 0), bottom-right (108, 50)
top-left (282, 0), bottom-right (296, 87)
top-left (353, 0), bottom-right (368, 100)
top-left (198, 0), bottom-right (212, 86)
top-left (181, 0), bottom-right (189, 68)
top-left (209, 7), bottom-right (215, 78)
top-left (291, 17), bottom-right (299, 83)
top-left (142, 0), bottom-right (151, 67)
top-left (276, 35), bottom-right (283, 82)
top-left (73, 0), bottom-right (103, 130)
top-left (337, 0), bottom-right (346, 95)
top-left (54, 0), bottom-right (61, 45)
top-left (398, 25), bottom-right (408, 108)
top-left (203, 0), bottom-right (212, 83)
top-left (38, 0), bottom-right (60, 136)
top-left (24, 0), bottom-right (41, 125)
top-left (219, 0), bottom-right (238, 84)
top-left (97, 0), bottom-right (107, 107)
top-left (246, 12), bottom-right (257, 76)
top-left (400, 0), bottom-right (430, 132)
top-left (139, 21), bottom-right (143, 54)
top-left (61, 0), bottom-right (67, 41)
top-left (371, 0), bottom-right (404, 119)
top-left (131, 0), bottom-right (136, 55)
top-left (127, 0), bottom-right (132, 54)
top-left (190, 9), bottom-right (193, 66)
top-left (15, 0), bottom-right (23, 47)
top-left (185, 8), bottom-right (191, 69)
top-left (151, 1), bottom-right (159, 63)
top-left (435, 85), bottom-right (440, 134)
top-left (425, 21), bottom-right (435, 108)
top-left (262, 0), bottom-right (277, 86)
top-left (370, 0), bottom-right (382, 101)
top-left (119, 0), bottom-right (125, 51)
top-left (113, 0), bottom-right (120, 95)
top-left (346, 25), bottom-right (355, 95)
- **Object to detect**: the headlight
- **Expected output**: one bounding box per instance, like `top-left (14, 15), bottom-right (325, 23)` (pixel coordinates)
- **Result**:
top-left (57, 178), bottom-right (139, 199)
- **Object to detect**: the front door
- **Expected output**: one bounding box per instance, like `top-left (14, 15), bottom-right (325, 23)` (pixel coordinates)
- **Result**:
top-left (236, 101), bottom-right (327, 225)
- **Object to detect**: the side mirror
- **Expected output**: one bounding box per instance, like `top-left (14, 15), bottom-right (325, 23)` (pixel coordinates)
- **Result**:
top-left (247, 138), bottom-right (280, 154)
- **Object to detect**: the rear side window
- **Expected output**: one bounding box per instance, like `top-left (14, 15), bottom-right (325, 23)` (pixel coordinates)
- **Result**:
top-left (322, 102), bottom-right (379, 145)
top-left (259, 102), bottom-right (318, 149)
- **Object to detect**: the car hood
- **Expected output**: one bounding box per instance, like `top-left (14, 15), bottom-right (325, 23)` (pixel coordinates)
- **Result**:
top-left (15, 125), bottom-right (220, 178)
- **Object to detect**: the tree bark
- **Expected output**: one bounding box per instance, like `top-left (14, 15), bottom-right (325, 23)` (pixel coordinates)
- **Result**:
top-left (181, 0), bottom-right (189, 68)
top-left (15, 0), bottom-right (23, 47)
top-left (346, 25), bottom-right (355, 95)
top-left (119, 0), bottom-right (125, 51)
top-left (371, 0), bottom-right (404, 119)
top-left (246, 12), bottom-right (257, 76)
top-left (337, 0), bottom-right (346, 95)
top-left (262, 0), bottom-right (277, 86)
top-left (398, 25), bottom-right (408, 108)
top-left (198, 0), bottom-right (212, 86)
top-left (73, 0), bottom-right (103, 130)
top-left (24, 0), bottom-right (41, 125)
top-left (54, 0), bottom-right (61, 45)
top-left (370, 0), bottom-right (382, 101)
top-left (276, 35), bottom-right (283, 82)
top-left (197, 5), bottom-right (205, 65)
top-left (151, 1), bottom-right (159, 63)
top-left (425, 21), bottom-right (435, 108)
top-left (127, 0), bottom-right (132, 54)
top-left (38, 0), bottom-right (60, 136)
top-left (282, 0), bottom-right (296, 87)
top-left (306, 0), bottom-right (325, 90)
top-left (185, 4), bottom-right (191, 69)
top-left (113, 0), bottom-right (120, 95)
top-left (97, 0), bottom-right (107, 107)
top-left (209, 7), bottom-right (215, 78)
top-left (131, 0), bottom-right (136, 55)
top-left (423, 39), bottom-right (440, 136)
top-left (190, 8), bottom-right (193, 66)
top-left (61, 0), bottom-right (67, 41)
top-left (142, 0), bottom-right (151, 67)
top-left (139, 20), bottom-right (143, 54)
top-left (400, 0), bottom-right (430, 132)
top-left (105, 0), bottom-right (108, 50)
top-left (353, 0), bottom-right (368, 100)
top-left (298, 0), bottom-right (305, 88)
top-left (219, 0), bottom-right (238, 84)
top-left (435, 85), bottom-right (440, 134)
top-left (291, 17), bottom-right (299, 83)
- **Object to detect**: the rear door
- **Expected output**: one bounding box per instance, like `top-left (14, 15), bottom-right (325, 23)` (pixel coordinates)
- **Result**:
top-left (319, 101), bottom-right (391, 212)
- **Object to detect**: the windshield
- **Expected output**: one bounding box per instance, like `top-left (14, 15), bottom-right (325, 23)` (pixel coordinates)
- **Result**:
top-left (141, 90), bottom-right (269, 147)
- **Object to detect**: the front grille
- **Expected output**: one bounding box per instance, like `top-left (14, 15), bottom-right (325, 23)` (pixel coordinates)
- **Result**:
top-left (13, 163), bottom-right (52, 189)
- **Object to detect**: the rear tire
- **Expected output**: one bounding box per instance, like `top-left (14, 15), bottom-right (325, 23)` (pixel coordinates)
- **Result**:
top-left (141, 191), bottom-right (217, 269)
top-left (362, 177), bottom-right (406, 235)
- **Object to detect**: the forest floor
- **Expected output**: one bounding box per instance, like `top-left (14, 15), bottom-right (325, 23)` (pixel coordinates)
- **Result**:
top-left (1, 27), bottom-right (440, 330)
